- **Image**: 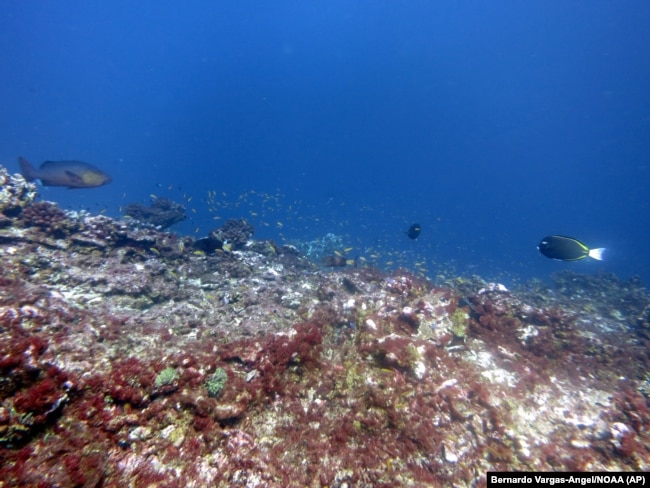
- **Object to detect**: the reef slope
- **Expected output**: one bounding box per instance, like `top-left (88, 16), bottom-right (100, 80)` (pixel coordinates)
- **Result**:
top-left (1, 165), bottom-right (649, 487)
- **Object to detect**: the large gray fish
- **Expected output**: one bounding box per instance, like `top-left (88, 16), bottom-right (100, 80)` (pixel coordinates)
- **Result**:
top-left (19, 156), bottom-right (112, 189)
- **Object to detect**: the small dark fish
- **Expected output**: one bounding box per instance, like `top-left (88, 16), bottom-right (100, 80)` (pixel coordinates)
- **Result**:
top-left (406, 223), bottom-right (421, 239)
top-left (538, 235), bottom-right (605, 261)
top-left (193, 236), bottom-right (221, 254)
top-left (322, 255), bottom-right (357, 267)
top-left (19, 156), bottom-right (112, 188)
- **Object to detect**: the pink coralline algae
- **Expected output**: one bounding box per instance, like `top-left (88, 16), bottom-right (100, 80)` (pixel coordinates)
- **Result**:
top-left (0, 163), bottom-right (649, 486)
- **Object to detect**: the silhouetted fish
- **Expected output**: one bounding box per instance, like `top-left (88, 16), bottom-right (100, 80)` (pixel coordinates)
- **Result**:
top-left (322, 255), bottom-right (357, 267)
top-left (406, 223), bottom-right (421, 239)
top-left (19, 156), bottom-right (112, 188)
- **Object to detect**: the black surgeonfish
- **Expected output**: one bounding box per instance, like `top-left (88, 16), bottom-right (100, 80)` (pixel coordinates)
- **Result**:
top-left (19, 156), bottom-right (112, 188)
top-left (322, 255), bottom-right (357, 267)
top-left (406, 223), bottom-right (421, 239)
top-left (538, 235), bottom-right (605, 261)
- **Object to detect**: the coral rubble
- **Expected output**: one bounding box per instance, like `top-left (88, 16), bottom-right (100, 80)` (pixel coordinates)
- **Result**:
top-left (0, 164), bottom-right (649, 486)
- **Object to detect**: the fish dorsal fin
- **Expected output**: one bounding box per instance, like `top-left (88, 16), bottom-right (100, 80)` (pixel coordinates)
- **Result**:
top-left (40, 160), bottom-right (62, 169)
top-left (41, 160), bottom-right (84, 168)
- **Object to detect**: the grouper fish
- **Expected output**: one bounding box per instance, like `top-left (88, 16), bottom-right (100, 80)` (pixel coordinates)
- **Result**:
top-left (19, 156), bottom-right (112, 189)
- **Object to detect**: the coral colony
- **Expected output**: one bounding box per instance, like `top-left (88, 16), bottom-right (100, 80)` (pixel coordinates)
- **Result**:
top-left (0, 162), bottom-right (649, 486)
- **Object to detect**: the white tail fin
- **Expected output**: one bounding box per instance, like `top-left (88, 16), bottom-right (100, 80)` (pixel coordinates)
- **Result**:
top-left (588, 248), bottom-right (605, 261)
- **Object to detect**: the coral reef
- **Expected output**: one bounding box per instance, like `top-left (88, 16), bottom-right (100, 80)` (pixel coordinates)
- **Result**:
top-left (0, 163), bottom-right (649, 486)
top-left (20, 201), bottom-right (83, 238)
top-left (124, 197), bottom-right (187, 229)
top-left (292, 232), bottom-right (346, 262)
top-left (0, 165), bottom-right (37, 218)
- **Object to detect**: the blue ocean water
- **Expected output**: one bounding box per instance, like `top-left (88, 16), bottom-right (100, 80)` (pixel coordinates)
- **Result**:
top-left (1, 1), bottom-right (649, 285)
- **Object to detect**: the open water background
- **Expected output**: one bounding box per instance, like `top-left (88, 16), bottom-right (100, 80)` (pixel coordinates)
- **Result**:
top-left (1, 1), bottom-right (649, 285)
